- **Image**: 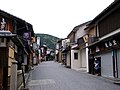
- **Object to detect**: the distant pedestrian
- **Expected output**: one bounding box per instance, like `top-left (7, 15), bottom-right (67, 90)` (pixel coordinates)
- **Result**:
top-left (94, 58), bottom-right (100, 76)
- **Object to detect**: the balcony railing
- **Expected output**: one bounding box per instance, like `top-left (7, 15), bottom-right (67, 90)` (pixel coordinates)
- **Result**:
top-left (77, 37), bottom-right (84, 45)
top-left (88, 36), bottom-right (98, 44)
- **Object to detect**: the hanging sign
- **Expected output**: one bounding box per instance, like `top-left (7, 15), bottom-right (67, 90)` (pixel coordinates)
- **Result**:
top-left (96, 46), bottom-right (100, 52)
top-left (83, 34), bottom-right (88, 43)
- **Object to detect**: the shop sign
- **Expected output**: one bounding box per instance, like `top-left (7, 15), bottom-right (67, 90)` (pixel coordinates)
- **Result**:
top-left (23, 32), bottom-right (31, 40)
top-left (105, 40), bottom-right (117, 48)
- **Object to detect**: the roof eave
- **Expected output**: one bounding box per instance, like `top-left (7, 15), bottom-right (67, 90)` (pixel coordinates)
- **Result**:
top-left (88, 0), bottom-right (119, 25)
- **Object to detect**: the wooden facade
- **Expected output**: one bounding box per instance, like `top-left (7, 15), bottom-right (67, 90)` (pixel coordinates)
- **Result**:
top-left (87, 0), bottom-right (120, 78)
top-left (0, 12), bottom-right (15, 90)
top-left (98, 7), bottom-right (120, 37)
top-left (0, 10), bottom-right (35, 90)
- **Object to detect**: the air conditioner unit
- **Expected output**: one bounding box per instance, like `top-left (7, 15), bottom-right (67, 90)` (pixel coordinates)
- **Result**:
top-left (0, 38), bottom-right (7, 47)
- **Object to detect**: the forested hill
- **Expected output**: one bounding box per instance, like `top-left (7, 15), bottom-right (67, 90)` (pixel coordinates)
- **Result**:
top-left (36, 33), bottom-right (60, 50)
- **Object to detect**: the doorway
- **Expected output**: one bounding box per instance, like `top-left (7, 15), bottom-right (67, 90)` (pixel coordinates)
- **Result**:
top-left (94, 57), bottom-right (101, 76)
top-left (0, 47), bottom-right (8, 90)
top-left (88, 56), bottom-right (101, 76)
top-left (89, 58), bottom-right (95, 74)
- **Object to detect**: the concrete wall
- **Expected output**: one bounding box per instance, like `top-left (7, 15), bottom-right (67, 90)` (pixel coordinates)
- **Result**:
top-left (75, 25), bottom-right (86, 42)
top-left (75, 23), bottom-right (88, 43)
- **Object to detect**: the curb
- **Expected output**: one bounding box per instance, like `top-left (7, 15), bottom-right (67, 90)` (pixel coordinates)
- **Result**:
top-left (18, 70), bottom-right (32, 90)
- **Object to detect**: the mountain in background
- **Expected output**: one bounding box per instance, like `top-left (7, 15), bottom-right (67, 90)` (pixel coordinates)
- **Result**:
top-left (36, 33), bottom-right (60, 50)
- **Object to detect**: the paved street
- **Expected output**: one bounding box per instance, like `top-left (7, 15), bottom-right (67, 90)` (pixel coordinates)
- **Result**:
top-left (27, 61), bottom-right (120, 90)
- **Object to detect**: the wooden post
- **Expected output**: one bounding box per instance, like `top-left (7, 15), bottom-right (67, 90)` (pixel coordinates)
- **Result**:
top-left (22, 67), bottom-right (25, 88)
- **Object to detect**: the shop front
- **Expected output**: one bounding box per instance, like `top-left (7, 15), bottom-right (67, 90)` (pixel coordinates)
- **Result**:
top-left (88, 36), bottom-right (120, 78)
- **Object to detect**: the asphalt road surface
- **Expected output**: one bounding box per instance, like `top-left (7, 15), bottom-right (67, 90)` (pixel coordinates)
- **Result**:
top-left (27, 61), bottom-right (120, 90)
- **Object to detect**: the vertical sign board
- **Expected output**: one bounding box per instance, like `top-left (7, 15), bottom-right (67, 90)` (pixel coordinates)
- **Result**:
top-left (37, 37), bottom-right (40, 46)
top-left (23, 32), bottom-right (31, 40)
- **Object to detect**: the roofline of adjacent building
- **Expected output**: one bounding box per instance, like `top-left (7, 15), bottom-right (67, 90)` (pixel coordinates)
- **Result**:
top-left (67, 21), bottom-right (91, 38)
top-left (0, 9), bottom-right (35, 37)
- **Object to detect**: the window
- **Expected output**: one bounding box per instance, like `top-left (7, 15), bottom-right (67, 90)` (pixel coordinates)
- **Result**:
top-left (74, 53), bottom-right (78, 60)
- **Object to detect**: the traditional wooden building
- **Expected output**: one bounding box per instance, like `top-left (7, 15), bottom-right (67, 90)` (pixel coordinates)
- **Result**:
top-left (63, 28), bottom-right (76, 68)
top-left (73, 21), bottom-right (90, 71)
top-left (87, 0), bottom-right (120, 79)
top-left (0, 10), bottom-right (35, 90)
top-left (55, 39), bottom-right (62, 63)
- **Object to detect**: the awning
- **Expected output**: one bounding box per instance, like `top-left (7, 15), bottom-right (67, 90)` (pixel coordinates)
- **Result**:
top-left (12, 36), bottom-right (29, 55)
top-left (86, 40), bottom-right (101, 48)
top-left (12, 36), bottom-right (25, 47)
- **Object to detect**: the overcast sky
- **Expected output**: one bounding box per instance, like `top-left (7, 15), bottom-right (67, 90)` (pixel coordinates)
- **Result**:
top-left (0, 0), bottom-right (114, 38)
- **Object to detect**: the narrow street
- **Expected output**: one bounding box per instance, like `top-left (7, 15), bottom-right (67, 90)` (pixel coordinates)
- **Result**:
top-left (27, 61), bottom-right (120, 90)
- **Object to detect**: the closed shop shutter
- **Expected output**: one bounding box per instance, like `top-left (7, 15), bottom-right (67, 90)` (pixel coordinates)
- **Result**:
top-left (117, 50), bottom-right (120, 78)
top-left (101, 51), bottom-right (113, 77)
top-left (81, 49), bottom-right (86, 67)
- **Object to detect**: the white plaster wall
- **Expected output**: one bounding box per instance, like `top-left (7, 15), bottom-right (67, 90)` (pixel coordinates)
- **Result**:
top-left (75, 24), bottom-right (88, 42)
top-left (71, 50), bottom-right (80, 69)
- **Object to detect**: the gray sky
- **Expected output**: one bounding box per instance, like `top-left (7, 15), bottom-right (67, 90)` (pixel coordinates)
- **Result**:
top-left (0, 0), bottom-right (114, 38)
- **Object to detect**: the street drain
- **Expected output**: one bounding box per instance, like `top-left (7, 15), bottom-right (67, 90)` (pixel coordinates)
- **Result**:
top-left (28, 79), bottom-right (56, 86)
